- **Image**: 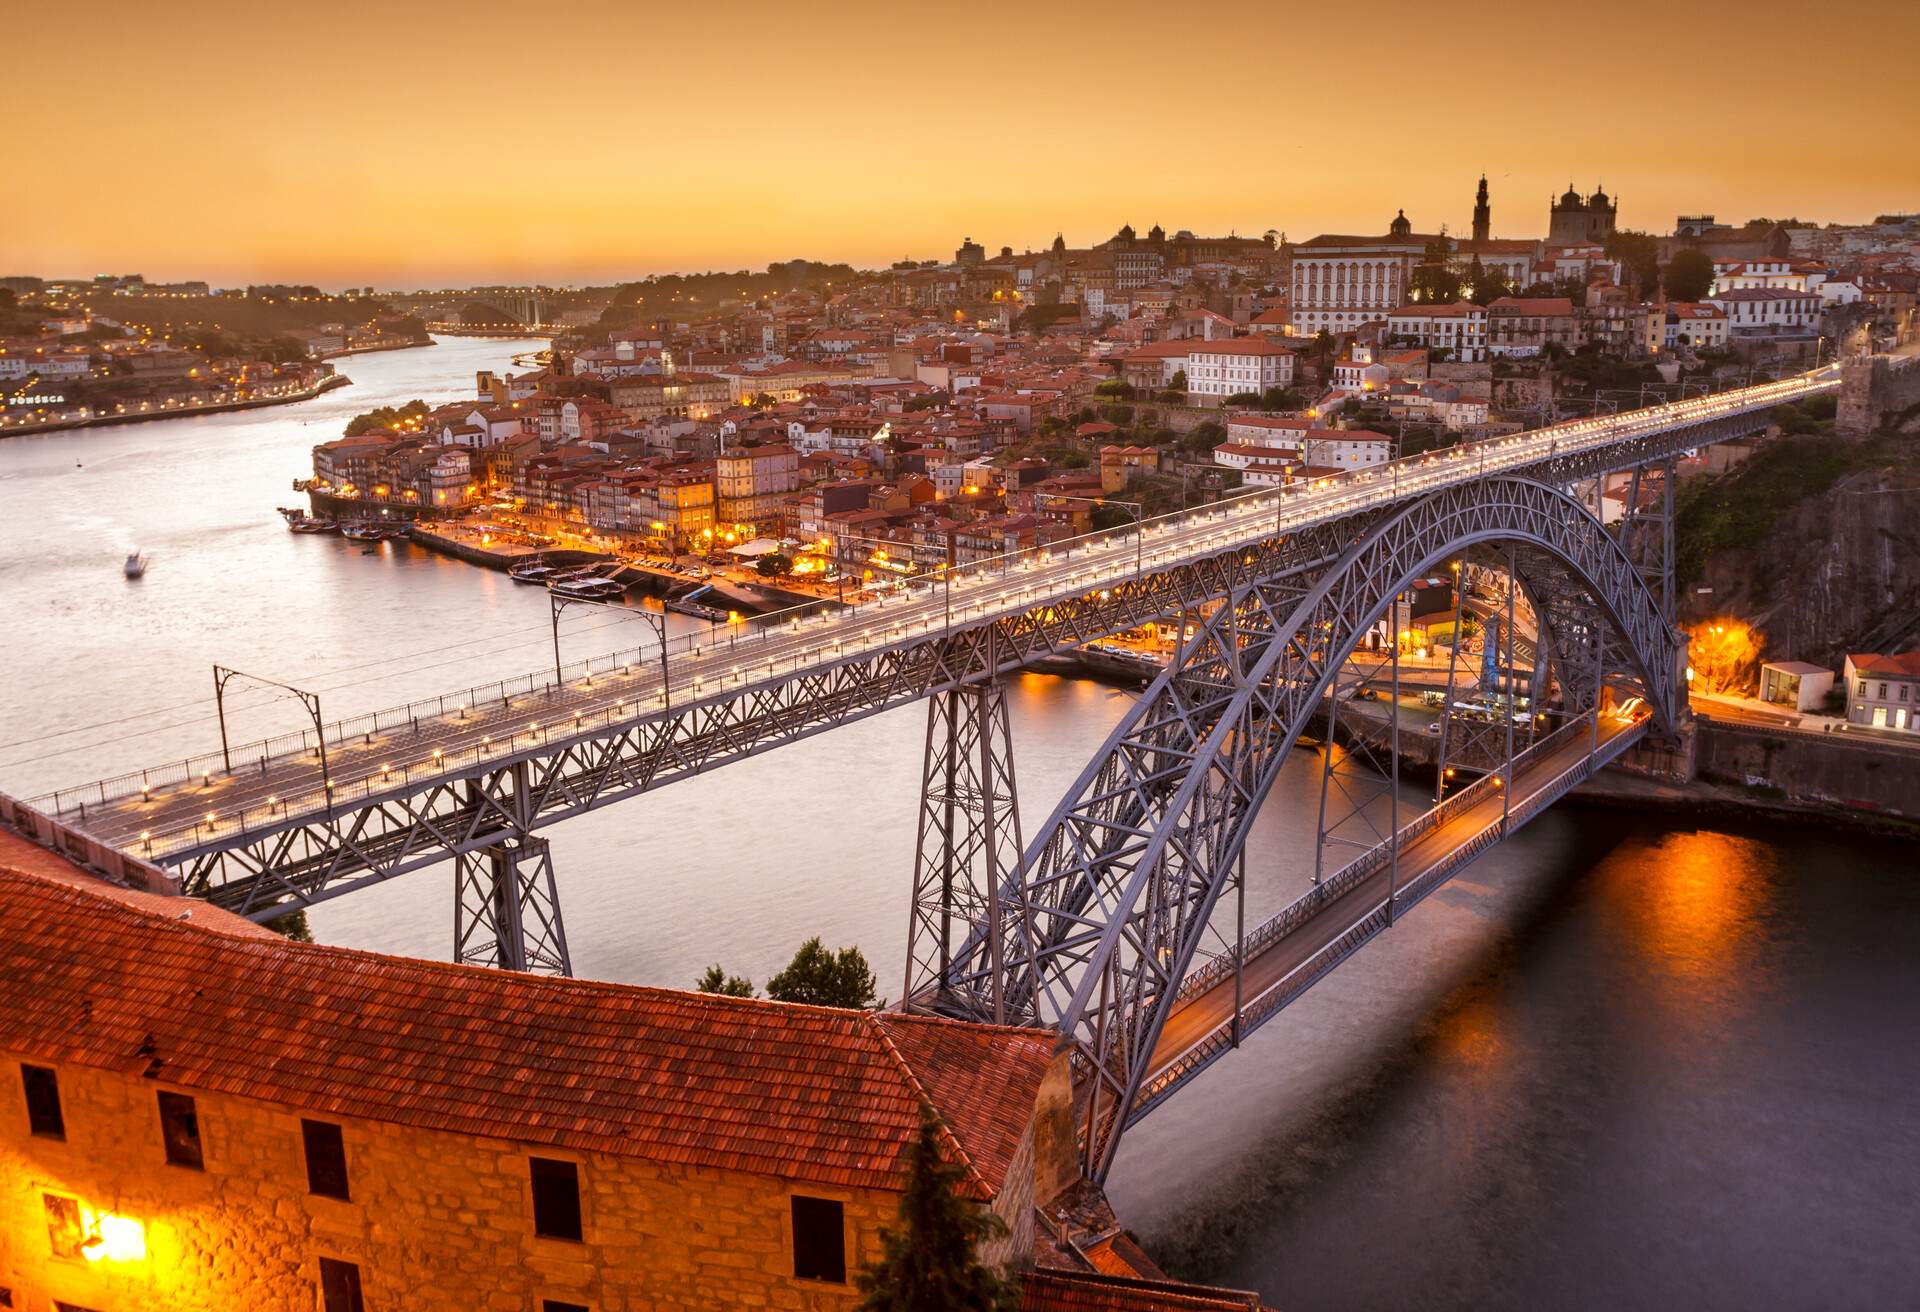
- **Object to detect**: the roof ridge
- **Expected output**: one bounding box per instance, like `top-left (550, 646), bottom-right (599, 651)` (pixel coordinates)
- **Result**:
top-left (867, 1012), bottom-right (993, 1200)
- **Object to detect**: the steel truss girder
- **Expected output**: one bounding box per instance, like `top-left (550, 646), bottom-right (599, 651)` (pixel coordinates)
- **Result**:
top-left (174, 514), bottom-right (1361, 916)
top-left (947, 477), bottom-right (1682, 1182)
top-left (903, 673), bottom-right (1024, 1022)
top-left (129, 395), bottom-right (1772, 915)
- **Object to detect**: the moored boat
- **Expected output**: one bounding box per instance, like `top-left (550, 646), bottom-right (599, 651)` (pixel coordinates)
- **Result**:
top-left (124, 551), bottom-right (149, 579)
top-left (549, 574), bottom-right (627, 600)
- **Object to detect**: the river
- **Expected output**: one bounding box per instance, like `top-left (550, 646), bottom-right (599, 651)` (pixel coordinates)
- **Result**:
top-left (1, 337), bottom-right (1913, 1309)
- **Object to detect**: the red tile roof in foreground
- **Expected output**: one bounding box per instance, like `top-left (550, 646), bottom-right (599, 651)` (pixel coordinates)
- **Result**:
top-left (0, 866), bottom-right (1055, 1198)
top-left (1022, 1271), bottom-right (1271, 1311)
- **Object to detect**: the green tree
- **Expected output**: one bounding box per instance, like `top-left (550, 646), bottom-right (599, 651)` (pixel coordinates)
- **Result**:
top-left (1179, 420), bottom-right (1227, 454)
top-left (756, 552), bottom-right (794, 577)
top-left (765, 938), bottom-right (877, 1008)
top-left (266, 907), bottom-right (313, 942)
top-left (695, 964), bottom-right (756, 997)
top-left (853, 1110), bottom-right (1018, 1312)
top-left (1409, 262), bottom-right (1463, 304)
top-left (1310, 329), bottom-right (1337, 371)
top-left (1605, 229), bottom-right (1662, 293)
top-left (1167, 368), bottom-right (1188, 392)
top-left (1663, 247), bottom-right (1715, 302)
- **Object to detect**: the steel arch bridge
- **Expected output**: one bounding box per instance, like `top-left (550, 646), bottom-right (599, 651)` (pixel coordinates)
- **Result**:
top-left (912, 475), bottom-right (1680, 1178)
top-left (23, 367), bottom-right (1841, 1180)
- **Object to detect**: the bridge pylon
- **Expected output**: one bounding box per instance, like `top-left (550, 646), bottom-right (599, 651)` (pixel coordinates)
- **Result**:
top-left (903, 673), bottom-right (1023, 1023)
top-left (453, 834), bottom-right (572, 975)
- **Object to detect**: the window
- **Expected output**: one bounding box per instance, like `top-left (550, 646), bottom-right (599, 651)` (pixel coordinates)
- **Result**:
top-left (44, 1194), bottom-right (84, 1259)
top-left (318, 1257), bottom-right (365, 1312)
top-left (543, 1302), bottom-right (590, 1312)
top-left (302, 1119), bottom-right (350, 1200)
top-left (21, 1065), bottom-right (64, 1139)
top-left (157, 1091), bottom-right (203, 1169)
top-left (530, 1156), bottom-right (583, 1241)
top-left (791, 1195), bottom-right (846, 1283)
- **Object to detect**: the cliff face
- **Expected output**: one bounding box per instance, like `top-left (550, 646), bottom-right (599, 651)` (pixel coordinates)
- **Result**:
top-left (1682, 461), bottom-right (1920, 666)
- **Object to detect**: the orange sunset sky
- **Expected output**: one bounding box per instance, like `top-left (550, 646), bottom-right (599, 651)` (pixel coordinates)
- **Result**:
top-left (6, 0), bottom-right (1917, 289)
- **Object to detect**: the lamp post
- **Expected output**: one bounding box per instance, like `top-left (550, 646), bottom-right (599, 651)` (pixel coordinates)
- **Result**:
top-left (549, 591), bottom-right (670, 711)
top-left (1037, 492), bottom-right (1144, 581)
top-left (212, 665), bottom-right (331, 821)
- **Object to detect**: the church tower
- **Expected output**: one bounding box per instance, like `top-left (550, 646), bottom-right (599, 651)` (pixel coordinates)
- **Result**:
top-left (1472, 175), bottom-right (1490, 244)
top-left (1389, 208), bottom-right (1412, 238)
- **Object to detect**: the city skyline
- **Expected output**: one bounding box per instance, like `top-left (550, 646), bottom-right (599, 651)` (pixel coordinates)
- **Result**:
top-left (6, 0), bottom-right (1917, 287)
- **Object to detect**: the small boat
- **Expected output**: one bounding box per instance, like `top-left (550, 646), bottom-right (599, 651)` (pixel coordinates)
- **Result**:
top-left (124, 551), bottom-right (149, 579)
top-left (549, 575), bottom-right (627, 600)
top-left (509, 559), bottom-right (559, 584)
top-left (340, 523), bottom-right (387, 542)
top-left (288, 515), bottom-right (339, 535)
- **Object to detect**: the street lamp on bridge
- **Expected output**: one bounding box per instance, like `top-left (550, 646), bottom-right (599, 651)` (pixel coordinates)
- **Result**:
top-left (548, 591), bottom-right (671, 712)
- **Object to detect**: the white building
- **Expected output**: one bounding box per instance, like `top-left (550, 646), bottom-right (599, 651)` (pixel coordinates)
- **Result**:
top-left (1385, 301), bottom-right (1489, 362)
top-left (1288, 223), bottom-right (1428, 338)
top-left (1706, 287), bottom-right (1821, 335)
top-left (1219, 415), bottom-right (1391, 470)
top-left (1844, 652), bottom-right (1920, 731)
top-left (1661, 303), bottom-right (1730, 351)
top-left (1183, 338), bottom-right (1296, 401)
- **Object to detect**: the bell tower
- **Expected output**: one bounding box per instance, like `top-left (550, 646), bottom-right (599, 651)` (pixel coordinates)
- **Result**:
top-left (1472, 175), bottom-right (1491, 244)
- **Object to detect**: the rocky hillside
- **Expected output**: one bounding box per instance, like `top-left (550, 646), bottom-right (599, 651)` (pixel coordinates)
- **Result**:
top-left (1677, 421), bottom-right (1920, 667)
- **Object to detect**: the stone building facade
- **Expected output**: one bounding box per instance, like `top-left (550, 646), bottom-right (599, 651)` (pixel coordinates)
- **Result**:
top-left (0, 862), bottom-right (1069, 1312)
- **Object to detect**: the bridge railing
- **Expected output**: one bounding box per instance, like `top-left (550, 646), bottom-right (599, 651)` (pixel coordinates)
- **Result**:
top-left (36, 368), bottom-right (1833, 839)
top-left (1171, 712), bottom-right (1595, 1007)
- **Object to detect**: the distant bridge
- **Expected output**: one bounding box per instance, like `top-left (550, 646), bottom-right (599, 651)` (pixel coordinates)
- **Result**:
top-left (32, 365), bottom-right (1841, 1181)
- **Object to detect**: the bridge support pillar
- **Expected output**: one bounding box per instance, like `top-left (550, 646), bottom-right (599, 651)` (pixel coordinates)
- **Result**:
top-left (454, 835), bottom-right (572, 975)
top-left (904, 676), bottom-right (1023, 1021)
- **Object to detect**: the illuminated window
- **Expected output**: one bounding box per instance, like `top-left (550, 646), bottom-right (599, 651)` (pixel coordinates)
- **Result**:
top-left (44, 1194), bottom-right (85, 1258)
top-left (302, 1120), bottom-right (350, 1200)
top-left (319, 1257), bottom-right (364, 1312)
top-left (158, 1091), bottom-right (203, 1169)
top-left (791, 1195), bottom-right (846, 1283)
top-left (21, 1065), bottom-right (63, 1139)
top-left (530, 1157), bottom-right (583, 1241)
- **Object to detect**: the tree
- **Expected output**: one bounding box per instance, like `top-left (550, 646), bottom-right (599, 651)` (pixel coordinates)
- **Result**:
top-left (1664, 247), bottom-right (1715, 302)
top-left (1409, 262), bottom-right (1463, 305)
top-left (1310, 329), bottom-right (1337, 371)
top-left (853, 1110), bottom-right (1018, 1312)
top-left (695, 964), bottom-right (756, 997)
top-left (765, 938), bottom-right (877, 1008)
top-left (1167, 368), bottom-right (1188, 392)
top-left (1178, 420), bottom-right (1226, 454)
top-left (266, 907), bottom-right (313, 942)
top-left (1685, 619), bottom-right (1762, 695)
top-left (756, 553), bottom-right (794, 577)
top-left (1605, 229), bottom-right (1662, 293)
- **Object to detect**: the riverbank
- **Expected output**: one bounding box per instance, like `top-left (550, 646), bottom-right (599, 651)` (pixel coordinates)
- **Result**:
top-left (0, 372), bottom-right (351, 438)
top-left (316, 335), bottom-right (436, 360)
top-left (1571, 760), bottom-right (1920, 838)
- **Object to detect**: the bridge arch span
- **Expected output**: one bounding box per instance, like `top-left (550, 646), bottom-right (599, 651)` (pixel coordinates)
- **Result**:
top-left (979, 476), bottom-right (1681, 1178)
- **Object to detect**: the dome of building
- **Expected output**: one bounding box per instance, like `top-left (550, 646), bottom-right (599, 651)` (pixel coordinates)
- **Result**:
top-left (1560, 184), bottom-right (1583, 207)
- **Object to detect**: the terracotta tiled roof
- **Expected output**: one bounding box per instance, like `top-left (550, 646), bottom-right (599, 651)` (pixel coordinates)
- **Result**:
top-left (0, 868), bottom-right (1054, 1198)
top-left (1021, 1271), bottom-right (1270, 1311)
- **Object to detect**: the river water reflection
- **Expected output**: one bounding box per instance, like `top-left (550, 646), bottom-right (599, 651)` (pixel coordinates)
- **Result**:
top-left (2, 337), bottom-right (1912, 1309)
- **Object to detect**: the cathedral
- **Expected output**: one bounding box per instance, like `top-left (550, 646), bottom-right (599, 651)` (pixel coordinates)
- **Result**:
top-left (1548, 184), bottom-right (1618, 245)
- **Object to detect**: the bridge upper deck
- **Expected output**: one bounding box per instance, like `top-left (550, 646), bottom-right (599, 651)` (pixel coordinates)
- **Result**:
top-left (38, 368), bottom-right (1832, 864)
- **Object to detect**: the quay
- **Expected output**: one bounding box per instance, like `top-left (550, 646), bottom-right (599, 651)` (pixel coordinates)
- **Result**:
top-left (0, 372), bottom-right (350, 437)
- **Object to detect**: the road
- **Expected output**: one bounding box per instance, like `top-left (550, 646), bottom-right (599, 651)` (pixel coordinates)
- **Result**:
top-left (1147, 714), bottom-right (1642, 1082)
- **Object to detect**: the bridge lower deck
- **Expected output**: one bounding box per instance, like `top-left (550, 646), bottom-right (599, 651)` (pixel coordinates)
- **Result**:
top-left (1143, 714), bottom-right (1642, 1100)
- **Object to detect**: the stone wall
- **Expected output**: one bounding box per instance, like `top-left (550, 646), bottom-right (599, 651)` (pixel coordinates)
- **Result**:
top-left (1693, 720), bottom-right (1918, 818)
top-left (0, 1059), bottom-right (909, 1312)
top-left (1837, 352), bottom-right (1920, 436)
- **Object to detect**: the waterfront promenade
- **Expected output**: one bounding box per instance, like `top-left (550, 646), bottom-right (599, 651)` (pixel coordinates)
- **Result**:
top-left (0, 372), bottom-right (351, 437)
